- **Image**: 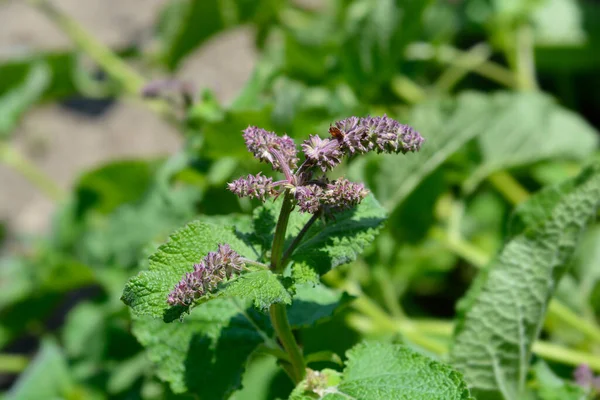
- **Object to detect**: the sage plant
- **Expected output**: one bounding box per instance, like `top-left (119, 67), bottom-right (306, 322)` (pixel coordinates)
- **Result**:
top-left (164, 115), bottom-right (423, 383)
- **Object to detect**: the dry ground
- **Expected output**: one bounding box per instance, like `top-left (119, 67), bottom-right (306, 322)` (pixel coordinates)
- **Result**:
top-left (0, 0), bottom-right (257, 239)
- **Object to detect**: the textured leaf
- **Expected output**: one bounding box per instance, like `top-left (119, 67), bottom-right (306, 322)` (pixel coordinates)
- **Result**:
top-left (217, 270), bottom-right (292, 310)
top-left (465, 91), bottom-right (598, 190)
top-left (450, 163), bottom-right (600, 399)
top-left (122, 220), bottom-right (287, 320)
top-left (290, 194), bottom-right (387, 278)
top-left (287, 283), bottom-right (353, 328)
top-left (131, 299), bottom-right (268, 397)
top-left (351, 92), bottom-right (493, 210)
top-left (251, 194), bottom-right (386, 281)
top-left (6, 339), bottom-right (73, 400)
top-left (291, 341), bottom-right (473, 400)
top-left (81, 186), bottom-right (199, 269)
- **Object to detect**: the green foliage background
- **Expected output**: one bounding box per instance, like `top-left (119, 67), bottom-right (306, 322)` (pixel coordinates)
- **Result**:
top-left (1, 0), bottom-right (600, 399)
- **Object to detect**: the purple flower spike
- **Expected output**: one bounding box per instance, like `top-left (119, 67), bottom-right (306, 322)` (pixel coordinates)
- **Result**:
top-left (323, 178), bottom-right (369, 211)
top-left (167, 244), bottom-right (246, 307)
top-left (228, 173), bottom-right (279, 201)
top-left (360, 114), bottom-right (424, 154)
top-left (295, 184), bottom-right (324, 213)
top-left (301, 135), bottom-right (344, 172)
top-left (243, 126), bottom-right (299, 171)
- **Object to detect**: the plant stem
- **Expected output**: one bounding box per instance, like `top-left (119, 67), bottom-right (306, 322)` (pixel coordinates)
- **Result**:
top-left (488, 171), bottom-right (530, 205)
top-left (532, 341), bottom-right (600, 372)
top-left (0, 354), bottom-right (29, 373)
top-left (435, 43), bottom-right (493, 93)
top-left (514, 25), bottom-right (539, 91)
top-left (269, 303), bottom-right (306, 383)
top-left (0, 142), bottom-right (65, 201)
top-left (548, 301), bottom-right (600, 344)
top-left (405, 42), bottom-right (517, 88)
top-left (280, 213), bottom-right (319, 268)
top-left (268, 191), bottom-right (305, 383)
top-left (270, 192), bottom-right (294, 272)
top-left (390, 75), bottom-right (427, 104)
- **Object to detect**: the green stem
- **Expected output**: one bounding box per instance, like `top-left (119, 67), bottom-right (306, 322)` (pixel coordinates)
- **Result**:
top-left (532, 341), bottom-right (600, 372)
top-left (390, 75), bottom-right (427, 104)
top-left (270, 192), bottom-right (294, 272)
top-left (352, 295), bottom-right (600, 371)
top-left (0, 142), bottom-right (65, 201)
top-left (405, 42), bottom-right (517, 88)
top-left (514, 25), bottom-right (539, 91)
top-left (269, 303), bottom-right (306, 383)
top-left (435, 43), bottom-right (493, 93)
top-left (548, 301), bottom-right (600, 344)
top-left (488, 171), bottom-right (530, 205)
top-left (268, 191), bottom-right (305, 383)
top-left (0, 354), bottom-right (29, 373)
top-left (280, 212), bottom-right (319, 269)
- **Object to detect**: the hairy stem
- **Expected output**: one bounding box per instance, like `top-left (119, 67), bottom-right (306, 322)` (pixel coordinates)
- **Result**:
top-left (0, 142), bottom-right (65, 201)
top-left (280, 212), bottom-right (319, 268)
top-left (268, 191), bottom-right (305, 383)
top-left (270, 192), bottom-right (294, 272)
top-left (269, 303), bottom-right (306, 383)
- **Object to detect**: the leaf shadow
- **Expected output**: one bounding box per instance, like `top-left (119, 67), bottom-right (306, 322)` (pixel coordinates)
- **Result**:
top-left (292, 206), bottom-right (386, 276)
top-left (182, 308), bottom-right (271, 398)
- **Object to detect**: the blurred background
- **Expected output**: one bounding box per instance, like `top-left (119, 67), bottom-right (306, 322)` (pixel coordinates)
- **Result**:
top-left (1, 0), bottom-right (600, 398)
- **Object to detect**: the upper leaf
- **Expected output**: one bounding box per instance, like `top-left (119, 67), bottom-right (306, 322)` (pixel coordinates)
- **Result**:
top-left (450, 163), bottom-right (600, 400)
top-left (291, 341), bottom-right (473, 400)
top-left (250, 194), bottom-right (386, 282)
top-left (290, 195), bottom-right (387, 279)
top-left (131, 298), bottom-right (269, 397)
top-left (121, 220), bottom-right (289, 320)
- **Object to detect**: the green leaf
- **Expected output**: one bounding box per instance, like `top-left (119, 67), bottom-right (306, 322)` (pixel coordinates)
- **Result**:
top-left (74, 159), bottom-right (160, 216)
top-left (291, 341), bottom-right (473, 400)
top-left (81, 187), bottom-right (199, 269)
top-left (0, 62), bottom-right (51, 137)
top-left (531, 361), bottom-right (588, 400)
top-left (250, 194), bottom-right (386, 282)
top-left (465, 91), bottom-right (598, 191)
top-left (352, 92), bottom-right (494, 210)
top-left (287, 283), bottom-right (353, 328)
top-left (5, 339), bottom-right (73, 400)
top-left (122, 219), bottom-right (290, 321)
top-left (131, 299), bottom-right (268, 397)
top-left (290, 195), bottom-right (387, 279)
top-left (340, 0), bottom-right (433, 98)
top-left (449, 163), bottom-right (600, 399)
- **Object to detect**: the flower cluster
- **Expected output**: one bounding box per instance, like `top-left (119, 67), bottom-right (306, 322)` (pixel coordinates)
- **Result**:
top-left (243, 126), bottom-right (298, 172)
top-left (295, 178), bottom-right (369, 213)
top-left (227, 173), bottom-right (279, 202)
top-left (167, 244), bottom-right (245, 306)
top-left (229, 115), bottom-right (423, 215)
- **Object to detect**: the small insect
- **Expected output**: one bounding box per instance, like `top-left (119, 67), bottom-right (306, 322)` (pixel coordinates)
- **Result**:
top-left (329, 126), bottom-right (344, 140)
